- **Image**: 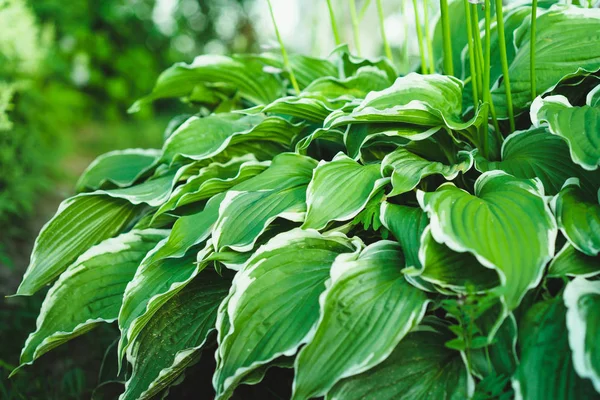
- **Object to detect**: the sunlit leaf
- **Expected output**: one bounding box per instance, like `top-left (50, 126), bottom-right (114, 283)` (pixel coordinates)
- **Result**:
top-left (16, 195), bottom-right (139, 295)
top-left (292, 241), bottom-right (429, 399)
top-left (418, 171), bottom-right (556, 309)
top-left (302, 153), bottom-right (389, 230)
top-left (475, 127), bottom-right (600, 196)
top-left (213, 153), bottom-right (317, 252)
top-left (213, 229), bottom-right (361, 400)
top-left (548, 243), bottom-right (600, 278)
top-left (16, 230), bottom-right (167, 371)
top-left (531, 95), bottom-right (600, 171)
top-left (76, 149), bottom-right (159, 192)
top-left (552, 179), bottom-right (600, 257)
top-left (493, 7), bottom-right (600, 117)
top-left (382, 147), bottom-right (472, 197)
top-left (564, 277), bottom-right (600, 393)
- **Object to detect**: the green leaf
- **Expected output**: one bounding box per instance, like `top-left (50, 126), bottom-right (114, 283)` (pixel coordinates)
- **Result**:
top-left (551, 179), bottom-right (600, 256)
top-left (155, 156), bottom-right (269, 217)
top-left (146, 193), bottom-right (224, 265)
top-left (564, 277), bottom-right (600, 393)
top-left (324, 74), bottom-right (482, 132)
top-left (379, 202), bottom-right (429, 271)
top-left (161, 114), bottom-right (302, 164)
top-left (382, 147), bottom-right (472, 197)
top-left (302, 153), bottom-right (389, 230)
top-left (117, 241), bottom-right (213, 365)
top-left (121, 267), bottom-right (230, 400)
top-left (418, 171), bottom-right (556, 309)
top-left (95, 171), bottom-right (180, 207)
top-left (262, 95), bottom-right (339, 122)
top-left (493, 7), bottom-right (600, 117)
top-left (130, 54), bottom-right (284, 111)
top-left (295, 127), bottom-right (345, 155)
top-left (213, 229), bottom-right (361, 400)
top-left (292, 241), bottom-right (429, 400)
top-left (302, 66), bottom-right (392, 100)
top-left (327, 328), bottom-right (473, 400)
top-left (330, 44), bottom-right (397, 83)
top-left (588, 84), bottom-right (600, 107)
top-left (532, 95), bottom-right (600, 171)
top-left (15, 229), bottom-right (167, 371)
top-left (260, 52), bottom-right (338, 90)
top-left (548, 243), bottom-right (600, 278)
top-left (417, 227), bottom-right (500, 293)
top-left (343, 124), bottom-right (436, 161)
top-left (289, 53), bottom-right (339, 89)
top-left (16, 195), bottom-right (139, 296)
top-left (475, 127), bottom-right (600, 197)
top-left (512, 296), bottom-right (598, 400)
top-left (76, 149), bottom-right (159, 192)
top-left (213, 153), bottom-right (318, 252)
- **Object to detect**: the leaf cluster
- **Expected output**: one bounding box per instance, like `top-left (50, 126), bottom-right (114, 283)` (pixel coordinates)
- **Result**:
top-left (12, 2), bottom-right (600, 400)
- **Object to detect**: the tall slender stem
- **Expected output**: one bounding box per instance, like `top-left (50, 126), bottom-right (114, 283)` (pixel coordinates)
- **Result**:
top-left (423, 0), bottom-right (436, 73)
top-left (267, 0), bottom-right (300, 93)
top-left (412, 0), bottom-right (428, 73)
top-left (530, 0), bottom-right (538, 100)
top-left (483, 0), bottom-right (500, 153)
top-left (464, 0), bottom-right (479, 105)
top-left (349, 0), bottom-right (361, 55)
top-left (376, 0), bottom-right (394, 62)
top-left (326, 0), bottom-right (342, 46)
top-left (439, 0), bottom-right (454, 75)
top-left (401, 0), bottom-right (409, 69)
top-left (495, 0), bottom-right (515, 131)
top-left (359, 0), bottom-right (373, 21)
top-left (471, 4), bottom-right (484, 103)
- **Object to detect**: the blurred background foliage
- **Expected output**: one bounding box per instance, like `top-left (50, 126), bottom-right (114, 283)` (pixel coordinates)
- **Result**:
top-left (0, 0), bottom-right (433, 398)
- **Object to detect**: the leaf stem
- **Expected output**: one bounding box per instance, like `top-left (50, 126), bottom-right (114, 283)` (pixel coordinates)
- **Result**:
top-left (326, 0), bottom-right (342, 46)
top-left (530, 0), bottom-right (538, 100)
top-left (267, 0), bottom-right (300, 94)
top-left (423, 0), bottom-right (436, 73)
top-left (412, 0), bottom-right (428, 73)
top-left (376, 0), bottom-right (394, 62)
top-left (439, 0), bottom-right (454, 75)
top-left (495, 0), bottom-right (515, 132)
top-left (464, 0), bottom-right (479, 105)
top-left (349, 0), bottom-right (361, 55)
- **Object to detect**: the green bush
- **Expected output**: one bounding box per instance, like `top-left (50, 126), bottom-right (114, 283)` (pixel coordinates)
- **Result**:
top-left (12, 1), bottom-right (600, 399)
top-left (0, 0), bottom-right (79, 238)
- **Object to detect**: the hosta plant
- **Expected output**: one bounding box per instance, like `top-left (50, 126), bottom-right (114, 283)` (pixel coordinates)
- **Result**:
top-left (11, 1), bottom-right (600, 399)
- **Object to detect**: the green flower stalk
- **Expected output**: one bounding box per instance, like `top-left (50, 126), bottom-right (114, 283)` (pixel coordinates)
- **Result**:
top-left (376, 0), bottom-right (394, 62)
top-left (267, 0), bottom-right (300, 94)
top-left (412, 0), bottom-right (428, 73)
top-left (423, 0), bottom-right (436, 74)
top-left (495, 0), bottom-right (515, 131)
top-left (464, 0), bottom-right (479, 105)
top-left (531, 0), bottom-right (538, 100)
top-left (349, 0), bottom-right (361, 56)
top-left (439, 0), bottom-right (454, 75)
top-left (471, 3), bottom-right (484, 105)
top-left (326, 0), bottom-right (342, 46)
